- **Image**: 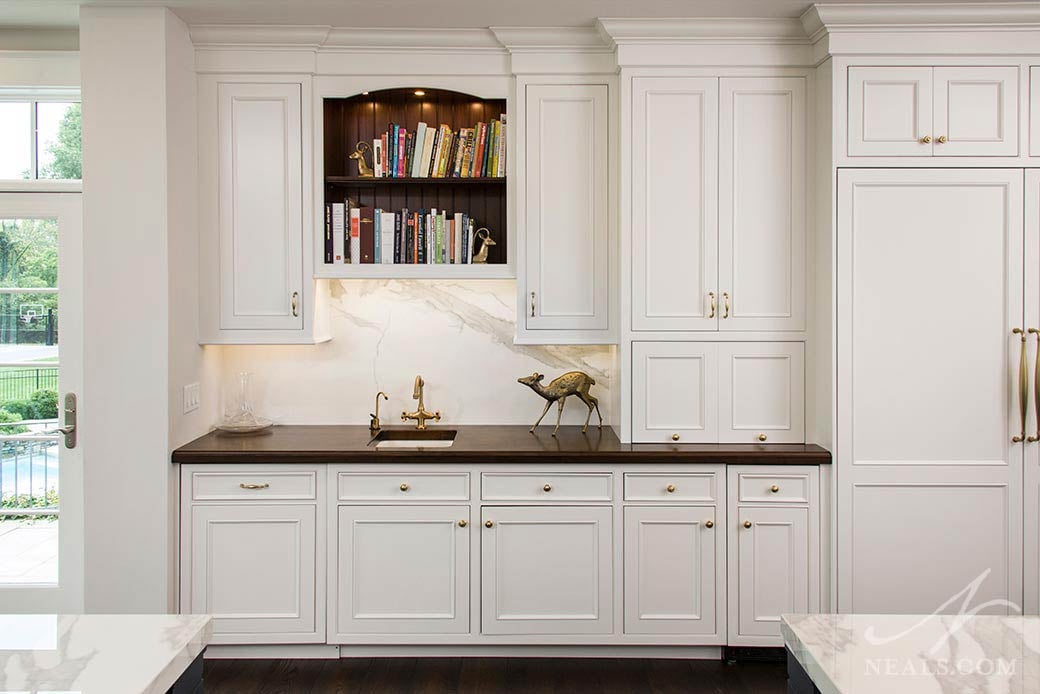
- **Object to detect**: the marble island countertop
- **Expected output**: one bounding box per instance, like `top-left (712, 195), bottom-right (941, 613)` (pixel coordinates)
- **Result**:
top-left (0, 614), bottom-right (211, 693)
top-left (171, 424), bottom-right (831, 465)
top-left (783, 613), bottom-right (1040, 694)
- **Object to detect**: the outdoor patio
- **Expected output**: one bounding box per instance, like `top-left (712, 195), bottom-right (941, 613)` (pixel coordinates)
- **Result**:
top-left (0, 519), bottom-right (57, 583)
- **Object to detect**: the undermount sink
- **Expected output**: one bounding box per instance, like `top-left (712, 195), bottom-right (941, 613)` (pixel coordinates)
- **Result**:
top-left (370, 429), bottom-right (458, 449)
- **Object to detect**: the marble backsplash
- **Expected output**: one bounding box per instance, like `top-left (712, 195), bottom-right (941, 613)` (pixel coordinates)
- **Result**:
top-left (218, 280), bottom-right (616, 427)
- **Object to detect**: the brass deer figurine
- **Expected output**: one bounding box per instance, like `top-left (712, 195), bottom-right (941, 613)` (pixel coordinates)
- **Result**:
top-left (349, 141), bottom-right (374, 177)
top-left (518, 371), bottom-right (603, 436)
top-left (471, 227), bottom-right (496, 264)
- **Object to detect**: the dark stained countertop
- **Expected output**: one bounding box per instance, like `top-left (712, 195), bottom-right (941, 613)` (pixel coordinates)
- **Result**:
top-left (172, 425), bottom-right (831, 465)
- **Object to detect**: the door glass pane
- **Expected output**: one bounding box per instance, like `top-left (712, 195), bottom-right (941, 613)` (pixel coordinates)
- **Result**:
top-left (0, 103), bottom-right (31, 180)
top-left (36, 103), bottom-right (80, 180)
top-left (0, 216), bottom-right (59, 585)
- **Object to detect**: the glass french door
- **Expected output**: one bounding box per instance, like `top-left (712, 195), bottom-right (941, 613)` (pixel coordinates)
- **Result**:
top-left (0, 192), bottom-right (81, 612)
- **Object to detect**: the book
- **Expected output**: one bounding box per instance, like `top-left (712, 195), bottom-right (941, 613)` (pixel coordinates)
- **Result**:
top-left (405, 131), bottom-right (415, 176)
top-left (451, 129), bottom-right (466, 177)
top-left (496, 114), bottom-right (507, 177)
top-left (453, 212), bottom-right (464, 264)
top-left (426, 211), bottom-right (435, 264)
top-left (349, 206), bottom-right (361, 265)
top-left (462, 214), bottom-right (470, 264)
top-left (324, 203), bottom-right (333, 263)
top-left (411, 122), bottom-right (428, 177)
top-left (390, 124), bottom-right (399, 177)
top-left (397, 127), bottom-right (406, 178)
top-left (359, 206), bottom-right (374, 263)
top-left (438, 130), bottom-right (455, 177)
top-left (380, 212), bottom-right (395, 264)
top-left (459, 129), bottom-right (474, 177)
top-left (416, 209), bottom-right (427, 264)
top-left (393, 211), bottom-right (402, 264)
top-left (373, 138), bottom-right (383, 178)
top-left (405, 212), bottom-right (415, 263)
top-left (332, 202), bottom-right (345, 263)
top-left (373, 208), bottom-right (381, 264)
top-left (381, 133), bottom-right (389, 176)
top-left (419, 125), bottom-right (436, 178)
top-left (489, 120), bottom-right (500, 178)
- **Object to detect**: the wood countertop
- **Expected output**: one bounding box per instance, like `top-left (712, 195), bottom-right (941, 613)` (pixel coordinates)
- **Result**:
top-left (172, 425), bottom-right (830, 465)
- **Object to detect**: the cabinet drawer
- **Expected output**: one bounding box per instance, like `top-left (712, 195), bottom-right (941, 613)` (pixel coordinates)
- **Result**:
top-left (481, 473), bottom-right (612, 502)
top-left (737, 472), bottom-right (810, 504)
top-left (624, 473), bottom-right (718, 502)
top-left (337, 472), bottom-right (469, 501)
top-left (191, 470), bottom-right (317, 501)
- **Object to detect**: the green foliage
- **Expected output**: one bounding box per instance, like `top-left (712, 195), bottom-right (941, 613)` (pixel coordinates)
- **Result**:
top-left (39, 103), bottom-right (81, 180)
top-left (0, 488), bottom-right (59, 522)
top-left (0, 400), bottom-right (33, 421)
top-left (0, 408), bottom-right (28, 435)
top-left (29, 389), bottom-right (58, 420)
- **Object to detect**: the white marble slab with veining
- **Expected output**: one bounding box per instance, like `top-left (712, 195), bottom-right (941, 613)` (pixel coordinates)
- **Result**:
top-left (0, 614), bottom-right (211, 693)
top-left (782, 613), bottom-right (1040, 694)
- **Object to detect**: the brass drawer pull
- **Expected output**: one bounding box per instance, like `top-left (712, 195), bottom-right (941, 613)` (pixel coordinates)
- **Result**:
top-left (708, 291), bottom-right (716, 319)
top-left (239, 483), bottom-right (270, 490)
top-left (722, 292), bottom-right (730, 319)
top-left (543, 484), bottom-right (552, 492)
top-left (666, 484), bottom-right (676, 493)
top-left (1014, 328), bottom-right (1027, 442)
top-left (920, 135), bottom-right (932, 144)
top-left (671, 433), bottom-right (680, 442)
top-left (936, 135), bottom-right (947, 144)
top-left (758, 433), bottom-right (768, 442)
top-left (485, 520), bottom-right (494, 528)
top-left (743, 520), bottom-right (752, 529)
top-left (291, 291), bottom-right (299, 317)
top-left (400, 483), bottom-right (409, 492)
top-left (458, 520), bottom-right (468, 528)
top-left (771, 485), bottom-right (780, 493)
top-left (704, 520), bottom-right (714, 528)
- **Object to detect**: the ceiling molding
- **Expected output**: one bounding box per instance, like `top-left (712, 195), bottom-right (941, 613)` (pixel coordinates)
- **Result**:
top-left (489, 26), bottom-right (612, 53)
top-left (324, 27), bottom-right (503, 52)
top-left (802, 2), bottom-right (1040, 41)
top-left (596, 17), bottom-right (810, 46)
top-left (188, 24), bottom-right (331, 47)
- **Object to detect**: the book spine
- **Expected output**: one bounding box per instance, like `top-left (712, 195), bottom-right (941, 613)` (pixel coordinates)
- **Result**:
top-left (372, 138), bottom-right (383, 178)
top-left (389, 125), bottom-right (398, 177)
top-left (332, 202), bottom-right (345, 263)
top-left (411, 123), bottom-right (427, 177)
top-left (324, 203), bottom-right (333, 263)
top-left (382, 212), bottom-right (395, 264)
top-left (497, 114), bottom-right (507, 177)
top-left (453, 212), bottom-right (464, 265)
top-left (397, 128), bottom-right (406, 178)
top-left (446, 131), bottom-right (460, 178)
top-left (481, 122), bottom-right (491, 177)
top-left (373, 209), bottom-right (381, 264)
top-left (404, 211), bottom-right (413, 264)
top-left (462, 214), bottom-right (470, 264)
top-left (393, 211), bottom-right (402, 264)
top-left (381, 132), bottom-right (389, 177)
top-left (413, 212), bottom-right (420, 264)
top-left (405, 131), bottom-right (415, 176)
top-left (474, 122), bottom-right (487, 178)
top-left (451, 129), bottom-right (465, 177)
top-left (417, 210), bottom-right (426, 264)
top-left (460, 129), bottom-right (472, 177)
top-left (419, 126), bottom-right (435, 178)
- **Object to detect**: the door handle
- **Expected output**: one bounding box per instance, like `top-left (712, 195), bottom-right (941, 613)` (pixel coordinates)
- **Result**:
top-left (43, 393), bottom-right (77, 449)
top-left (1029, 328), bottom-right (1040, 442)
top-left (708, 292), bottom-right (716, 319)
top-left (722, 292), bottom-right (730, 319)
top-left (291, 291), bottom-right (299, 317)
top-left (1014, 328), bottom-right (1027, 442)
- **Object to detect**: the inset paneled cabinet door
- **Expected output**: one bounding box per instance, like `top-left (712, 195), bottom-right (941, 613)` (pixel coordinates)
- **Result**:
top-left (186, 504), bottom-right (318, 643)
top-left (1031, 68), bottom-right (1039, 157)
top-left (481, 506), bottom-right (612, 635)
top-left (623, 506), bottom-right (723, 640)
top-left (631, 342), bottom-right (804, 444)
top-left (849, 66), bottom-right (1019, 156)
top-left (521, 82), bottom-right (610, 342)
top-left (631, 76), bottom-right (805, 332)
top-left (331, 505), bottom-right (470, 638)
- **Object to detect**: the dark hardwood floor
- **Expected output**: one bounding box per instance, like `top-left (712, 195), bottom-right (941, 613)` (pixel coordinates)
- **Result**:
top-left (203, 657), bottom-right (788, 694)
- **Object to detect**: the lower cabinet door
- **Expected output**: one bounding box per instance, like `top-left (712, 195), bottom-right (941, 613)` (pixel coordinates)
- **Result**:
top-left (188, 504), bottom-right (318, 643)
top-left (334, 505), bottom-right (470, 635)
top-left (481, 506), bottom-right (612, 635)
top-left (730, 506), bottom-right (809, 644)
top-left (623, 506), bottom-right (722, 639)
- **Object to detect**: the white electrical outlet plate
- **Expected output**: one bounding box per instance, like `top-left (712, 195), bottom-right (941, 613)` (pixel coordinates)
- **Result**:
top-left (183, 382), bottom-right (200, 414)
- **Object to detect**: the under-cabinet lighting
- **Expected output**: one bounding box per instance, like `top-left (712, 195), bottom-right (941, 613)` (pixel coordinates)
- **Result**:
top-left (414, 90), bottom-right (425, 96)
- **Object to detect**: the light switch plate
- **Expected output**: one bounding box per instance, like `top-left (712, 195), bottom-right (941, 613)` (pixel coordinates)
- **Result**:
top-left (183, 382), bottom-right (200, 414)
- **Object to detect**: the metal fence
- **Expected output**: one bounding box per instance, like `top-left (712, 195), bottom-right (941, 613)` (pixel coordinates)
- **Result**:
top-left (0, 436), bottom-right (59, 515)
top-left (0, 309), bottom-right (58, 346)
top-left (0, 367), bottom-right (58, 402)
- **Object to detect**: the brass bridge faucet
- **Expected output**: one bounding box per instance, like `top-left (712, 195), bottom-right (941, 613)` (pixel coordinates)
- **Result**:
top-left (370, 391), bottom-right (388, 433)
top-left (402, 375), bottom-right (441, 430)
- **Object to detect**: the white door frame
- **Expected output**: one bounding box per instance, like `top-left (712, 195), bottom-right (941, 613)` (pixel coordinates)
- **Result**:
top-left (0, 191), bottom-right (82, 613)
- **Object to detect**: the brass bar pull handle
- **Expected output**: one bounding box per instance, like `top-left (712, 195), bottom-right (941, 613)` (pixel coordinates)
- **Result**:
top-left (708, 292), bottom-right (716, 319)
top-left (240, 483), bottom-right (270, 490)
top-left (1029, 328), bottom-right (1040, 442)
top-left (291, 291), bottom-right (299, 317)
top-left (530, 291), bottom-right (536, 318)
top-left (1014, 328), bottom-right (1028, 442)
top-left (722, 292), bottom-right (730, 319)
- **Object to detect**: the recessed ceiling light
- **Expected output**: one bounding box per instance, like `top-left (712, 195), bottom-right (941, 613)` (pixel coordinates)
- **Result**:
top-left (414, 90), bottom-right (425, 96)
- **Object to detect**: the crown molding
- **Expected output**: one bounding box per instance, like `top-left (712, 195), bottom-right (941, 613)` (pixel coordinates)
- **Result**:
top-left (188, 24), bottom-right (332, 47)
top-left (802, 2), bottom-right (1040, 41)
top-left (324, 27), bottom-right (503, 52)
top-left (489, 26), bottom-right (612, 53)
top-left (596, 17), bottom-right (810, 46)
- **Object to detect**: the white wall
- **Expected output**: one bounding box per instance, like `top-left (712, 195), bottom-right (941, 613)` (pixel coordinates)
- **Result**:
top-left (81, 6), bottom-right (217, 613)
top-left (220, 280), bottom-right (614, 428)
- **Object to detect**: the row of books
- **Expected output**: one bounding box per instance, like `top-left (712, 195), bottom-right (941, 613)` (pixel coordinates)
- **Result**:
top-left (323, 200), bottom-right (488, 265)
top-left (370, 117), bottom-right (505, 179)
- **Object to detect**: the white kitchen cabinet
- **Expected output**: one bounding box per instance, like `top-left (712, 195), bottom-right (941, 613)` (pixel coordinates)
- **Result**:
top-left (331, 505), bottom-right (470, 637)
top-left (198, 76), bottom-right (327, 344)
top-left (179, 463), bottom-right (325, 645)
top-left (520, 82), bottom-right (611, 342)
top-left (481, 505), bottom-right (612, 635)
top-left (631, 77), bottom-right (719, 332)
top-left (623, 506), bottom-right (722, 639)
top-left (1031, 68), bottom-right (1039, 158)
top-left (848, 66), bottom-right (1019, 157)
top-left (631, 342), bottom-right (804, 444)
top-left (837, 169), bottom-right (1023, 614)
top-left (727, 466), bottom-right (818, 646)
top-left (718, 343), bottom-right (804, 444)
top-left (1024, 169), bottom-right (1040, 613)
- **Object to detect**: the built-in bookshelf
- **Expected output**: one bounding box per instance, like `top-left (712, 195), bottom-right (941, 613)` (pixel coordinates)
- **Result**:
top-left (319, 87), bottom-right (509, 279)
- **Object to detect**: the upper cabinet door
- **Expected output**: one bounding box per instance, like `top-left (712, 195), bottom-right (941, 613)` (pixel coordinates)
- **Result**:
top-left (718, 342), bottom-right (804, 444)
top-left (632, 77), bottom-right (719, 331)
top-left (524, 84), bottom-right (609, 333)
top-left (719, 78), bottom-right (806, 332)
top-left (848, 67), bottom-right (933, 156)
top-left (218, 82), bottom-right (304, 331)
top-left (1031, 68), bottom-right (1039, 157)
top-left (631, 342), bottom-right (718, 443)
top-left (932, 67), bottom-right (1019, 157)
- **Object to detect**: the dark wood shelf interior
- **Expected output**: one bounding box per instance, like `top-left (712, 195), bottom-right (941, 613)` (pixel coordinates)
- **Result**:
top-left (324, 87), bottom-right (507, 265)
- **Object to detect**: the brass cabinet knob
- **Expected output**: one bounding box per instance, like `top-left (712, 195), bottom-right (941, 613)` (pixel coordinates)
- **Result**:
top-left (485, 520), bottom-right (494, 528)
top-left (920, 135), bottom-right (932, 144)
top-left (937, 135), bottom-right (948, 144)
top-left (543, 484), bottom-right (552, 492)
top-left (743, 520), bottom-right (753, 529)
top-left (704, 520), bottom-right (714, 528)
top-left (771, 485), bottom-right (780, 493)
top-left (666, 484), bottom-right (676, 493)
top-left (400, 483), bottom-right (409, 492)
top-left (758, 433), bottom-right (768, 442)
top-left (671, 433), bottom-right (680, 441)
top-left (458, 520), bottom-right (468, 528)
top-left (239, 483), bottom-right (270, 490)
